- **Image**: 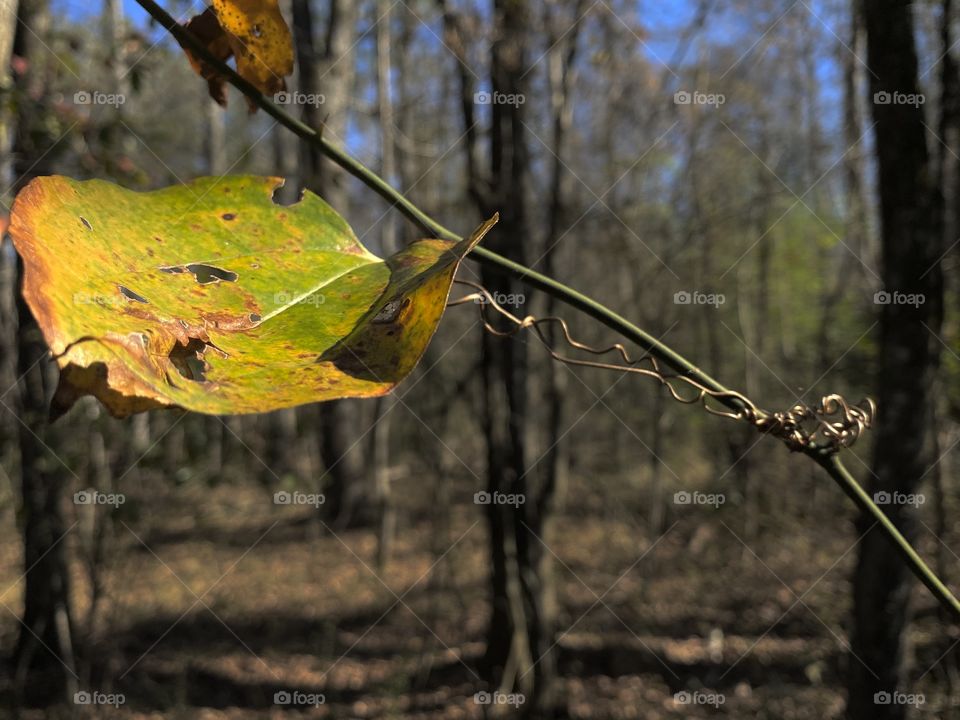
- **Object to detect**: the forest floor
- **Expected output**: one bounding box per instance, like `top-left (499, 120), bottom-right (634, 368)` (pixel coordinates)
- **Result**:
top-left (0, 475), bottom-right (956, 719)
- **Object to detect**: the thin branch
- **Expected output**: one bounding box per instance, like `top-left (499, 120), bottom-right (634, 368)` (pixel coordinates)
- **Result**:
top-left (137, 0), bottom-right (742, 405)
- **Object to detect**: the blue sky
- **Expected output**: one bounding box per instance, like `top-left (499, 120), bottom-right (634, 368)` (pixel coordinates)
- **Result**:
top-left (57, 0), bottom-right (706, 67)
top-left (53, 0), bottom-right (843, 95)
top-left (51, 0), bottom-right (852, 162)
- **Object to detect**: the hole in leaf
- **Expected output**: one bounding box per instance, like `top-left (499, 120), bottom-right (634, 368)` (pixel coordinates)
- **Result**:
top-left (159, 266), bottom-right (186, 274)
top-left (80, 217), bottom-right (92, 230)
top-left (271, 181), bottom-right (303, 207)
top-left (169, 338), bottom-right (209, 382)
top-left (118, 286), bottom-right (149, 303)
top-left (222, 212), bottom-right (236, 221)
top-left (249, 313), bottom-right (261, 323)
top-left (185, 264), bottom-right (238, 284)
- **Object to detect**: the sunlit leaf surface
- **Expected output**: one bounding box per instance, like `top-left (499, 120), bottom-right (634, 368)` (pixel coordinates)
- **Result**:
top-left (10, 175), bottom-right (493, 417)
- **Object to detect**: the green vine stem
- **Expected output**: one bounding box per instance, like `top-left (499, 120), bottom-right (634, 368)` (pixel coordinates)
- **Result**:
top-left (133, 0), bottom-right (960, 621)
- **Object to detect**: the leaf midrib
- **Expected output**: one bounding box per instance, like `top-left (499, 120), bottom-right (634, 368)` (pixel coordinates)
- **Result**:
top-left (257, 257), bottom-right (377, 323)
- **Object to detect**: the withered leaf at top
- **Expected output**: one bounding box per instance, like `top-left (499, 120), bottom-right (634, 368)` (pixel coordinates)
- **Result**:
top-left (180, 0), bottom-right (294, 110)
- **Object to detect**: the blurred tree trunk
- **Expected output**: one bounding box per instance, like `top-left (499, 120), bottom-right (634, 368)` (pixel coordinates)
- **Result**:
top-left (372, 0), bottom-right (397, 569)
top-left (10, 0), bottom-right (77, 704)
top-left (801, 2), bottom-right (872, 518)
top-left (0, 0), bottom-right (14, 189)
top-left (102, 0), bottom-right (133, 168)
top-left (933, 0), bottom-right (960, 705)
top-left (532, 0), bottom-right (584, 691)
top-left (291, 0), bottom-right (322, 183)
top-left (849, 1), bottom-right (945, 718)
top-left (539, 0), bottom-right (583, 543)
top-left (736, 140), bottom-right (771, 545)
top-left (0, 0), bottom-right (16, 470)
top-left (440, 0), bottom-right (550, 708)
top-left (206, 98), bottom-right (227, 176)
top-left (375, 0), bottom-right (398, 253)
top-left (266, 1), bottom-right (300, 486)
top-left (470, 0), bottom-right (558, 714)
top-left (814, 0), bottom-right (869, 440)
top-left (941, 0), bottom-right (960, 242)
top-left (292, 0), bottom-right (366, 526)
top-left (271, 0), bottom-right (298, 206)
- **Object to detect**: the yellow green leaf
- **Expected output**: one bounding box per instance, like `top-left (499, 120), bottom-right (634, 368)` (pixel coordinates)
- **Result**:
top-left (10, 175), bottom-right (494, 418)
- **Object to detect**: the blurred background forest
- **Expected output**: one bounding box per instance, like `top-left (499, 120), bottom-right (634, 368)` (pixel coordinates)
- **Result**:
top-left (0, 0), bottom-right (957, 717)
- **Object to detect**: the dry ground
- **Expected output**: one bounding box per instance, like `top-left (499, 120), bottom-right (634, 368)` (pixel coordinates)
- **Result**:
top-left (0, 472), bottom-right (956, 718)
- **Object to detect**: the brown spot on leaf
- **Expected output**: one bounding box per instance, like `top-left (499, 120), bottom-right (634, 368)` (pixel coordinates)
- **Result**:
top-left (200, 310), bottom-right (257, 332)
